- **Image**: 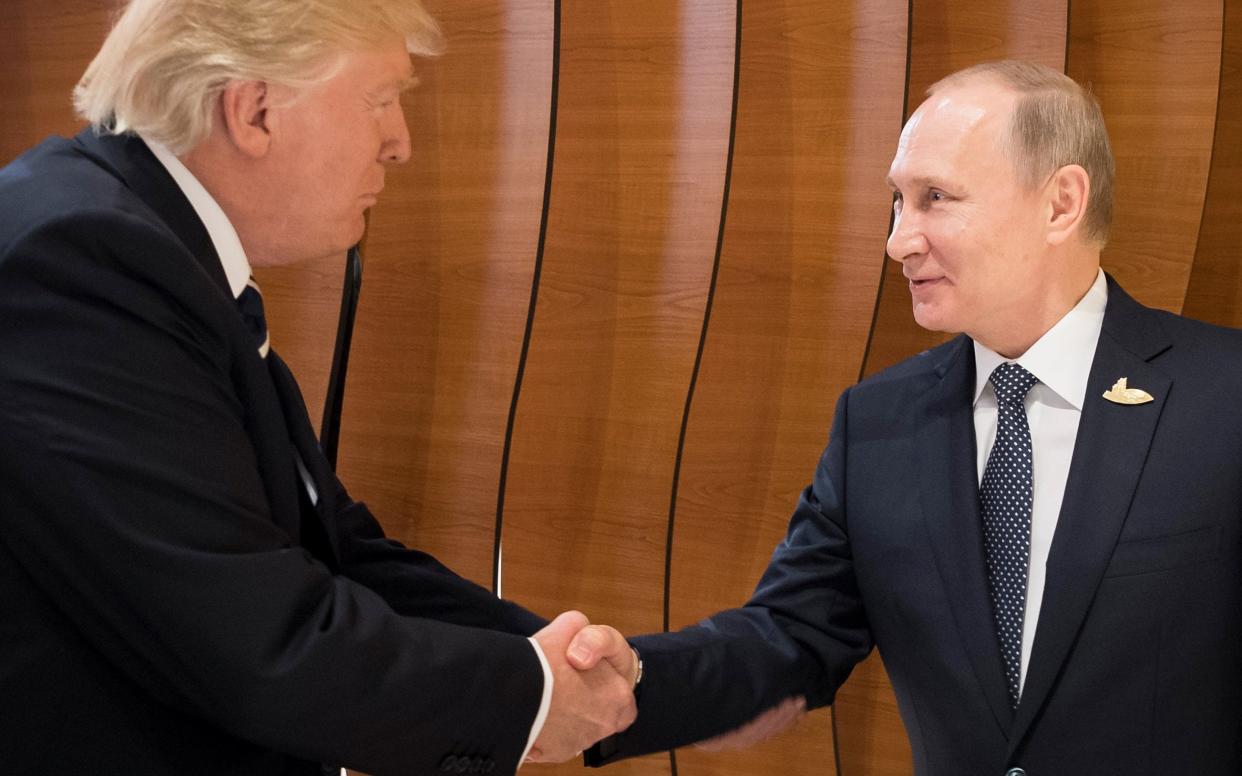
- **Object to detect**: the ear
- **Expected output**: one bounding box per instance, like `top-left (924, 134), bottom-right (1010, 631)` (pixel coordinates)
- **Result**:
top-left (1044, 164), bottom-right (1090, 247)
top-left (218, 80), bottom-right (273, 159)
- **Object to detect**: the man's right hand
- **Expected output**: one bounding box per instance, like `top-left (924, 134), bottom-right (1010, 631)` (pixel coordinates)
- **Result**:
top-left (526, 611), bottom-right (638, 763)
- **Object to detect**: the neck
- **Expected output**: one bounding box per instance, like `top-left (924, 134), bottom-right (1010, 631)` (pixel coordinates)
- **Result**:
top-left (975, 259), bottom-right (1100, 358)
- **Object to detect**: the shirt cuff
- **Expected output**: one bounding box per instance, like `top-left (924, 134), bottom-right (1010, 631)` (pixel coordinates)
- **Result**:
top-left (519, 637), bottom-right (554, 767)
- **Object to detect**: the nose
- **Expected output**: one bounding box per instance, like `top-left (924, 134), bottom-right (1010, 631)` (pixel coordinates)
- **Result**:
top-left (885, 207), bottom-right (928, 265)
top-left (380, 105), bottom-right (412, 165)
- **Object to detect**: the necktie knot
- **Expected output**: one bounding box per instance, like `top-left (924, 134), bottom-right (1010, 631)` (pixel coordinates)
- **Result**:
top-left (236, 277), bottom-right (270, 358)
top-left (989, 362), bottom-right (1038, 406)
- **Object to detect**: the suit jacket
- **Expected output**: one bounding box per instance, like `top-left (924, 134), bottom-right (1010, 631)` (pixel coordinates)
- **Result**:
top-left (590, 277), bottom-right (1242, 774)
top-left (0, 130), bottom-right (547, 775)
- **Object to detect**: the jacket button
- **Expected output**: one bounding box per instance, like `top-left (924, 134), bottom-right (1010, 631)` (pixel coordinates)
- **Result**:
top-left (1005, 769), bottom-right (1027, 776)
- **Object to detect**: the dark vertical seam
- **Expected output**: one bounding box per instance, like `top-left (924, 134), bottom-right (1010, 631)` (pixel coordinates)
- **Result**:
top-left (661, 1), bottom-right (743, 772)
top-left (1063, 0), bottom-right (1073, 75)
top-left (840, 3), bottom-right (915, 770)
top-left (1186, 0), bottom-right (1228, 312)
top-left (494, 0), bottom-right (561, 594)
top-left (831, 705), bottom-right (843, 776)
top-left (855, 0), bottom-right (915, 385)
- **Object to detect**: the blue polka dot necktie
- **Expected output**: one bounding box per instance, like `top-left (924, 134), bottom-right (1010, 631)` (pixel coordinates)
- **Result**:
top-left (980, 361), bottom-right (1039, 708)
top-left (236, 277), bottom-right (270, 359)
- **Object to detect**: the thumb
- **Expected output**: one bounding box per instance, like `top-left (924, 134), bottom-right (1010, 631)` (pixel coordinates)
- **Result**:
top-left (567, 624), bottom-right (633, 680)
top-left (535, 610), bottom-right (590, 647)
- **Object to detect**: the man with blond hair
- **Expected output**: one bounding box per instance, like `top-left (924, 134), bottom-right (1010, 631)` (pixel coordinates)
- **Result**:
top-left (576, 60), bottom-right (1242, 774)
top-left (0, 1), bottom-right (636, 773)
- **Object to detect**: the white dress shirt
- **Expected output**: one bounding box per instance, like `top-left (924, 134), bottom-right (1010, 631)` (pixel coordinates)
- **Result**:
top-left (143, 137), bottom-right (551, 765)
top-left (972, 269), bottom-right (1107, 694)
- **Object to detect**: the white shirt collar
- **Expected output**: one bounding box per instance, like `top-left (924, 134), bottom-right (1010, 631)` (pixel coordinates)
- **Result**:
top-left (973, 268), bottom-right (1108, 410)
top-left (142, 137), bottom-right (252, 300)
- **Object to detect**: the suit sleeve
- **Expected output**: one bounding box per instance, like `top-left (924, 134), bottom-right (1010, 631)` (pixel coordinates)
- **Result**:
top-left (330, 479), bottom-right (549, 636)
top-left (587, 390), bottom-right (874, 764)
top-left (0, 215), bottom-right (542, 775)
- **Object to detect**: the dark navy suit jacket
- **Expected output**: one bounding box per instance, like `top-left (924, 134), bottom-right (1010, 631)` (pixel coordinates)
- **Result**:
top-left (0, 130), bottom-right (546, 775)
top-left (591, 276), bottom-right (1242, 774)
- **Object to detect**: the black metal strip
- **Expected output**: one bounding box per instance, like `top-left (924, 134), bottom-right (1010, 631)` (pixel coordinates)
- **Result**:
top-left (493, 0), bottom-right (561, 594)
top-left (855, 0), bottom-right (916, 386)
top-left (320, 244), bottom-right (364, 469)
top-left (660, 3), bottom-right (743, 772)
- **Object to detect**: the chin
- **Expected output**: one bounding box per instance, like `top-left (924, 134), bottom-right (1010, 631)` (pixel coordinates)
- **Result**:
top-left (911, 304), bottom-right (960, 334)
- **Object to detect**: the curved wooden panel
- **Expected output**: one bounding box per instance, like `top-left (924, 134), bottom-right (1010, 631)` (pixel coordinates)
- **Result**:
top-left (499, 2), bottom-right (735, 774)
top-left (0, 1), bottom-right (112, 165)
top-left (1069, 0), bottom-right (1223, 313)
top-left (300, 0), bottom-right (555, 587)
top-left (666, 2), bottom-right (908, 775)
top-left (862, 0), bottom-right (1069, 379)
top-left (1183, 0), bottom-right (1242, 328)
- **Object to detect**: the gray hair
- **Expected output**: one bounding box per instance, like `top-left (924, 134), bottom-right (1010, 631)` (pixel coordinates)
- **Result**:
top-left (930, 60), bottom-right (1115, 245)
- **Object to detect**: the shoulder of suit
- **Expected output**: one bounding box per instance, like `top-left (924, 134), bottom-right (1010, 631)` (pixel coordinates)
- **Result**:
top-left (0, 134), bottom-right (162, 254)
top-left (1147, 306), bottom-right (1242, 351)
top-left (853, 335), bottom-right (968, 392)
top-left (0, 135), bottom-right (184, 269)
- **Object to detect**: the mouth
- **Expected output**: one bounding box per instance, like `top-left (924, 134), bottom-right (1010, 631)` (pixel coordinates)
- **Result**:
top-left (907, 275), bottom-right (944, 288)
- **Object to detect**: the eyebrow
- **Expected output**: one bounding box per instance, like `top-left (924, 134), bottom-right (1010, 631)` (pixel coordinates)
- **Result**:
top-left (368, 75), bottom-right (418, 100)
top-left (886, 174), bottom-right (952, 191)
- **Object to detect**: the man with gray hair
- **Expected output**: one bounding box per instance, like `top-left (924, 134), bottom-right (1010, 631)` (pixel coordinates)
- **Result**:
top-left (576, 60), bottom-right (1242, 774)
top-left (0, 1), bottom-right (637, 773)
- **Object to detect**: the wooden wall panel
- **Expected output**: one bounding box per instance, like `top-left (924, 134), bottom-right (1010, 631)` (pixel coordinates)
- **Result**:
top-left (1183, 0), bottom-right (1242, 328)
top-left (499, 2), bottom-right (735, 774)
top-left (311, 0), bottom-right (554, 588)
top-left (5, 2), bottom-right (1240, 775)
top-left (1069, 0), bottom-right (1223, 313)
top-left (0, 1), bottom-right (112, 165)
top-left (666, 2), bottom-right (907, 775)
top-left (862, 0), bottom-right (1069, 379)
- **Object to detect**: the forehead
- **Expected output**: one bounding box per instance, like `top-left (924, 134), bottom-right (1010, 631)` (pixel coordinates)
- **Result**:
top-left (887, 82), bottom-right (1016, 184)
top-left (327, 38), bottom-right (416, 92)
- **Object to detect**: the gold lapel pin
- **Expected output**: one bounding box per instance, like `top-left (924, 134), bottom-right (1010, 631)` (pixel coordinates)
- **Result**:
top-left (1102, 377), bottom-right (1154, 405)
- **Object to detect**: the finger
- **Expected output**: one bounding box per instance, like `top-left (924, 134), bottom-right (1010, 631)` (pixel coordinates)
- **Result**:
top-left (566, 625), bottom-right (633, 680)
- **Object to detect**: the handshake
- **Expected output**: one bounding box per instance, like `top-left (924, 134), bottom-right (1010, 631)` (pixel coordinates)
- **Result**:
top-left (525, 611), bottom-right (807, 764)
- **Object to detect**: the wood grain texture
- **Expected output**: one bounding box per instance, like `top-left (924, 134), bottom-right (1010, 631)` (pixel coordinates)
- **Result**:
top-left (664, 1), bottom-right (907, 775)
top-left (0, 1), bottom-right (114, 165)
top-left (1069, 0), bottom-right (1223, 313)
top-left (307, 0), bottom-right (554, 589)
top-left (498, 2), bottom-right (735, 774)
top-left (1183, 0), bottom-right (1242, 327)
top-left (861, 0), bottom-right (1069, 379)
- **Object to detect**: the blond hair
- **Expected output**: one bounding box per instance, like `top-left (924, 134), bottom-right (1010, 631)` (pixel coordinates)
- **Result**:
top-left (74, 0), bottom-right (443, 154)
top-left (930, 60), bottom-right (1115, 246)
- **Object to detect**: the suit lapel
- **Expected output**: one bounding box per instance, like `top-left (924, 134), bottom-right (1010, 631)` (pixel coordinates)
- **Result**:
top-left (267, 352), bottom-right (342, 564)
top-left (75, 130), bottom-right (322, 551)
top-left (1007, 279), bottom-right (1172, 753)
top-left (917, 336), bottom-right (1016, 736)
